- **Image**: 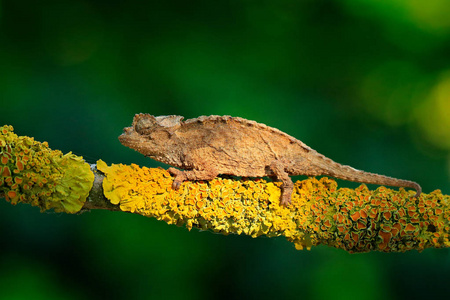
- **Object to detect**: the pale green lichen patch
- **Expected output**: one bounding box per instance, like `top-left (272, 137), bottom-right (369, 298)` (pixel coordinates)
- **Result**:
top-left (0, 125), bottom-right (94, 213)
top-left (97, 160), bottom-right (450, 252)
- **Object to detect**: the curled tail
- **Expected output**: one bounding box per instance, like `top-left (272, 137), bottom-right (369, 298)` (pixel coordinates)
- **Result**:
top-left (314, 156), bottom-right (422, 198)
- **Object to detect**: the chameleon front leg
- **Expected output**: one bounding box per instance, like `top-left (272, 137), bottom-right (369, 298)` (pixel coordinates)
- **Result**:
top-left (269, 161), bottom-right (294, 206)
top-left (168, 167), bottom-right (219, 190)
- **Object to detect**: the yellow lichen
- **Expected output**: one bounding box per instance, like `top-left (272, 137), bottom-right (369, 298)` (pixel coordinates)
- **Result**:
top-left (97, 160), bottom-right (450, 252)
top-left (0, 125), bottom-right (94, 213)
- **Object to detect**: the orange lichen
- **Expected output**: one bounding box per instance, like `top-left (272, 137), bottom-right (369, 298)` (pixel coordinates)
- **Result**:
top-left (350, 211), bottom-right (360, 222)
top-left (0, 125), bottom-right (94, 213)
top-left (97, 160), bottom-right (450, 253)
top-left (2, 166), bottom-right (11, 177)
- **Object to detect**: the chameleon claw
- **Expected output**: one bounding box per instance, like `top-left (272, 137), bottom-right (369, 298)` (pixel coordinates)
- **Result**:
top-left (280, 200), bottom-right (290, 206)
top-left (167, 167), bottom-right (186, 190)
top-left (280, 193), bottom-right (292, 206)
top-left (172, 180), bottom-right (182, 190)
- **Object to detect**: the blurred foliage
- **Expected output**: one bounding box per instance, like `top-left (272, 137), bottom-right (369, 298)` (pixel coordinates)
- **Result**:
top-left (1, 0), bottom-right (449, 299)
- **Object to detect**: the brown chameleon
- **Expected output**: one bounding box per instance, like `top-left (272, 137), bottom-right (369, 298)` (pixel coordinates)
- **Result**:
top-left (119, 114), bottom-right (422, 205)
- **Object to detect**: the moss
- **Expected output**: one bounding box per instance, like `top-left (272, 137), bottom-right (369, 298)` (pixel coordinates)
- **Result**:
top-left (97, 160), bottom-right (450, 252)
top-left (0, 125), bottom-right (94, 213)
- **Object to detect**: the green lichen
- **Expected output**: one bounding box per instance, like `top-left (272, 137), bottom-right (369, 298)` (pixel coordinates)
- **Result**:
top-left (0, 125), bottom-right (94, 213)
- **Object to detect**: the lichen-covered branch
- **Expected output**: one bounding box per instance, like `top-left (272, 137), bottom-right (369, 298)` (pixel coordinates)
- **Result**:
top-left (1, 125), bottom-right (449, 253)
top-left (96, 161), bottom-right (450, 252)
top-left (0, 125), bottom-right (94, 213)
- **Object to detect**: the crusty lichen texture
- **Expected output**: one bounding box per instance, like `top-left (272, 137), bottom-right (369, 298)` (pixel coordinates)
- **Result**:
top-left (2, 125), bottom-right (450, 253)
top-left (97, 160), bottom-right (450, 253)
top-left (0, 125), bottom-right (94, 213)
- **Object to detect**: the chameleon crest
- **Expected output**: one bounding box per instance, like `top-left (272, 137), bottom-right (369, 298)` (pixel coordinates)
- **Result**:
top-left (119, 114), bottom-right (422, 205)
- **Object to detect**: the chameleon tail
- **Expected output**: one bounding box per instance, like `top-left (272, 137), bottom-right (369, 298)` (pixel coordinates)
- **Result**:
top-left (318, 159), bottom-right (422, 198)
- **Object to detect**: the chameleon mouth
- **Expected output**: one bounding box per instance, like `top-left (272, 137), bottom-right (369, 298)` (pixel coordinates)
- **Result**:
top-left (118, 127), bottom-right (135, 147)
top-left (121, 126), bottom-right (133, 134)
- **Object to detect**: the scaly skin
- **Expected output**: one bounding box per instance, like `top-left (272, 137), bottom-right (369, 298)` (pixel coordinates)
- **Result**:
top-left (119, 114), bottom-right (421, 205)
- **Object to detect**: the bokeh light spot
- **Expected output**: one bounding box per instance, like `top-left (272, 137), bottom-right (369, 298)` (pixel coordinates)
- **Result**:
top-left (360, 60), bottom-right (428, 126)
top-left (415, 72), bottom-right (450, 150)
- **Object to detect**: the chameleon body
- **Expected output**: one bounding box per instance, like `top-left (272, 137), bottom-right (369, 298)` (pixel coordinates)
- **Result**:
top-left (119, 114), bottom-right (422, 205)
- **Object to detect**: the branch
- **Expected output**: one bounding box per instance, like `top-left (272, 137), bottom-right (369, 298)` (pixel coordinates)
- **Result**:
top-left (1, 125), bottom-right (449, 253)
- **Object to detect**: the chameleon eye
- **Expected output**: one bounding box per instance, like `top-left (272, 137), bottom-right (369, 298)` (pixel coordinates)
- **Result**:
top-left (135, 117), bottom-right (157, 135)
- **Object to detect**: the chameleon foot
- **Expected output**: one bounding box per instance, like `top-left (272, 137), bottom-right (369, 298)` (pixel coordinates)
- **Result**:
top-left (280, 192), bottom-right (292, 206)
top-left (269, 161), bottom-right (294, 206)
top-left (167, 167), bottom-right (186, 190)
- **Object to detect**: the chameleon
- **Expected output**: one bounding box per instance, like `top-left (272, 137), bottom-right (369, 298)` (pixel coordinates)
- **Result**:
top-left (118, 114), bottom-right (422, 205)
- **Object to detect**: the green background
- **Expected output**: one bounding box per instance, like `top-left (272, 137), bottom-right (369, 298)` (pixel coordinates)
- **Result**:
top-left (1, 0), bottom-right (450, 299)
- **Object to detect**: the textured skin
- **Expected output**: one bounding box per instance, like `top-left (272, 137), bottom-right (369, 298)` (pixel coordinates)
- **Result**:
top-left (119, 114), bottom-right (422, 205)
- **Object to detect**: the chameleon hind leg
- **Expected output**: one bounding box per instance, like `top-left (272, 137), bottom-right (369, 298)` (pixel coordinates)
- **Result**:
top-left (168, 167), bottom-right (218, 190)
top-left (269, 161), bottom-right (294, 206)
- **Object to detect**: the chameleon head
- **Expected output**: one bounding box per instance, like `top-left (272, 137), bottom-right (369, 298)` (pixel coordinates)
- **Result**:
top-left (119, 114), bottom-right (184, 158)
